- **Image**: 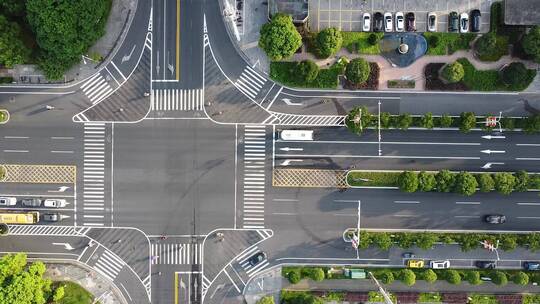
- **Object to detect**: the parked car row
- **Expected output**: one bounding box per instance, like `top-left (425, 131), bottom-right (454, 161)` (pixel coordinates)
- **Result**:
top-left (407, 259), bottom-right (451, 269)
top-left (0, 197), bottom-right (68, 208)
top-left (360, 10), bottom-right (481, 33)
top-left (406, 256), bottom-right (540, 271)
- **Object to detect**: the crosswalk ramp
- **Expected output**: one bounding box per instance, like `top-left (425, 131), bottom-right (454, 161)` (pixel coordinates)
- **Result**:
top-left (150, 243), bottom-right (203, 265)
top-left (81, 73), bottom-right (114, 105)
top-left (82, 123), bottom-right (107, 226)
top-left (236, 246), bottom-right (269, 278)
top-left (93, 250), bottom-right (125, 282)
top-left (235, 66), bottom-right (267, 100)
top-left (242, 125), bottom-right (267, 229)
top-left (265, 112), bottom-right (346, 126)
top-left (7, 225), bottom-right (90, 236)
top-left (151, 89), bottom-right (203, 111)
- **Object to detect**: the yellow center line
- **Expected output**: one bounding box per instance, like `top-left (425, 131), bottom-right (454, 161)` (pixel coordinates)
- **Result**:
top-left (176, 0), bottom-right (180, 80)
top-left (175, 272), bottom-right (179, 304)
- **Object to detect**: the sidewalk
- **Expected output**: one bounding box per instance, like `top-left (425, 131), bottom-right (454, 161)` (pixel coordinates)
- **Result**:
top-left (45, 261), bottom-right (126, 304)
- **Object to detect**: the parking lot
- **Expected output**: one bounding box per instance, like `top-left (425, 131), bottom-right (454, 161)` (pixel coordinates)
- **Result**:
top-left (309, 0), bottom-right (491, 33)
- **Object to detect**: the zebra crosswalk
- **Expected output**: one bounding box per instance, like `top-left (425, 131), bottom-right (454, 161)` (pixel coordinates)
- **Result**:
top-left (236, 246), bottom-right (268, 278)
top-left (7, 225), bottom-right (90, 236)
top-left (93, 250), bottom-right (124, 282)
top-left (242, 125), bottom-right (267, 229)
top-left (82, 123), bottom-right (107, 226)
top-left (150, 89), bottom-right (203, 111)
top-left (81, 73), bottom-right (114, 105)
top-left (150, 243), bottom-right (203, 265)
top-left (235, 66), bottom-right (267, 100)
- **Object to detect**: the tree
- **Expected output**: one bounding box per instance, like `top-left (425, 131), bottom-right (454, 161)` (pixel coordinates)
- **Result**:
top-left (445, 270), bottom-right (461, 285)
top-left (0, 0), bottom-right (26, 16)
top-left (465, 271), bottom-right (482, 285)
top-left (522, 26), bottom-right (540, 62)
top-left (358, 231), bottom-right (372, 249)
top-left (475, 32), bottom-right (497, 57)
top-left (499, 234), bottom-right (518, 251)
top-left (0, 15), bottom-right (30, 68)
top-left (423, 269), bottom-right (437, 284)
top-left (454, 172), bottom-right (478, 196)
top-left (288, 269), bottom-right (301, 284)
top-left (435, 170), bottom-right (455, 192)
top-left (0, 223), bottom-right (8, 236)
top-left (397, 114), bottom-right (413, 130)
top-left (418, 171), bottom-right (436, 192)
top-left (440, 114), bottom-right (453, 127)
top-left (491, 271), bottom-right (508, 286)
top-left (345, 58), bottom-right (370, 84)
top-left (345, 106), bottom-right (372, 134)
top-left (309, 268), bottom-right (325, 282)
top-left (513, 272), bottom-right (529, 286)
top-left (372, 232), bottom-right (393, 250)
top-left (525, 233), bottom-right (540, 251)
top-left (493, 172), bottom-right (516, 195)
top-left (380, 112), bottom-right (391, 129)
top-left (53, 285), bottom-right (65, 302)
top-left (368, 33), bottom-right (380, 45)
top-left (501, 62), bottom-right (532, 89)
top-left (421, 112), bottom-right (434, 129)
top-left (398, 171), bottom-right (419, 193)
top-left (26, 0), bottom-right (111, 80)
top-left (258, 14), bottom-right (302, 61)
top-left (501, 117), bottom-right (515, 130)
top-left (457, 233), bottom-right (480, 251)
top-left (530, 176), bottom-right (540, 189)
top-left (428, 35), bottom-right (440, 49)
top-left (378, 270), bottom-right (394, 284)
top-left (294, 60), bottom-right (319, 83)
top-left (514, 170), bottom-right (529, 192)
top-left (459, 112), bottom-right (476, 133)
top-left (416, 233), bottom-right (438, 250)
top-left (400, 269), bottom-right (416, 286)
top-left (316, 28), bottom-right (342, 58)
top-left (476, 174), bottom-right (494, 192)
top-left (394, 232), bottom-right (415, 249)
top-left (442, 62), bottom-right (465, 83)
top-left (524, 115), bottom-right (540, 134)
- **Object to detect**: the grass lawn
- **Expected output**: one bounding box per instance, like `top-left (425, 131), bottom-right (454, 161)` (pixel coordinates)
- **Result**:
top-left (342, 32), bottom-right (383, 54)
top-left (269, 61), bottom-right (342, 89)
top-left (56, 281), bottom-right (95, 304)
top-left (423, 33), bottom-right (476, 55)
top-left (347, 171), bottom-right (400, 187)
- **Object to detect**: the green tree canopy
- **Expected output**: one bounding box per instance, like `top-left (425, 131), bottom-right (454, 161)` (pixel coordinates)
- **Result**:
top-left (26, 0), bottom-right (111, 80)
top-left (372, 232), bottom-right (393, 250)
top-left (501, 62), bottom-right (532, 89)
top-left (315, 28), bottom-right (342, 58)
top-left (459, 112), bottom-right (476, 133)
top-left (454, 172), bottom-right (478, 196)
top-left (416, 233), bottom-right (437, 250)
top-left (514, 170), bottom-right (529, 192)
top-left (418, 171), bottom-right (436, 192)
top-left (395, 232), bottom-right (415, 249)
top-left (400, 269), bottom-right (416, 286)
top-left (397, 114), bottom-right (413, 130)
top-left (398, 171), bottom-right (419, 193)
top-left (491, 271), bottom-right (508, 286)
top-left (475, 32), bottom-right (497, 57)
top-left (445, 270), bottom-right (461, 285)
top-left (0, 15), bottom-right (30, 68)
top-left (309, 268), bottom-right (325, 282)
top-left (294, 60), bottom-right (319, 83)
top-left (345, 58), bottom-right (370, 85)
top-left (524, 115), bottom-right (540, 134)
top-left (378, 270), bottom-right (394, 284)
top-left (499, 234), bottom-right (518, 251)
top-left (465, 271), bottom-right (482, 285)
top-left (440, 114), bottom-right (453, 127)
top-left (423, 269), bottom-right (437, 284)
top-left (0, 0), bottom-right (25, 16)
top-left (523, 26), bottom-right (540, 62)
top-left (493, 172), bottom-right (516, 195)
top-left (421, 112), bottom-right (434, 129)
top-left (259, 14), bottom-right (302, 61)
top-left (435, 170), bottom-right (455, 192)
top-left (442, 62), bottom-right (465, 83)
top-left (476, 174), bottom-right (494, 192)
top-left (513, 272), bottom-right (529, 286)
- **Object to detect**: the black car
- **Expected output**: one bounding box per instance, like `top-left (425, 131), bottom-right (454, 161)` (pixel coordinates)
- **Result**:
top-left (485, 214), bottom-right (506, 224)
top-left (43, 213), bottom-right (60, 222)
top-left (470, 9), bottom-right (481, 32)
top-left (248, 251), bottom-right (267, 266)
top-left (448, 12), bottom-right (459, 32)
top-left (402, 252), bottom-right (415, 259)
top-left (476, 261), bottom-right (496, 269)
top-left (373, 12), bottom-right (384, 32)
top-left (405, 12), bottom-right (416, 31)
top-left (21, 198), bottom-right (42, 207)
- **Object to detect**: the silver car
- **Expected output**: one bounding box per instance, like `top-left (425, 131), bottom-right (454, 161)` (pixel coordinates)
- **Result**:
top-left (0, 197), bottom-right (17, 206)
top-left (427, 12), bottom-right (437, 32)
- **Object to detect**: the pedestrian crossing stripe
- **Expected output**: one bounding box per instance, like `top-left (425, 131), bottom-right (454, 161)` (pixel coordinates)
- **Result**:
top-left (7, 225), bottom-right (90, 236)
top-left (236, 246), bottom-right (269, 278)
top-left (93, 250), bottom-right (124, 282)
top-left (242, 126), bottom-right (266, 229)
top-left (81, 73), bottom-right (114, 105)
top-left (82, 123), bottom-right (106, 227)
top-left (150, 243), bottom-right (203, 265)
top-left (235, 66), bottom-right (267, 99)
top-left (151, 89), bottom-right (203, 111)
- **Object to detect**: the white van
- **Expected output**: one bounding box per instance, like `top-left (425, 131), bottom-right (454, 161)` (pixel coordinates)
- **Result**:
top-left (280, 130), bottom-right (314, 141)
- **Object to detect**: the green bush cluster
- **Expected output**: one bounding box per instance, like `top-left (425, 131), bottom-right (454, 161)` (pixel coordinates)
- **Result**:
top-left (345, 58), bottom-right (370, 84)
top-left (475, 32), bottom-right (509, 61)
top-left (457, 58), bottom-right (536, 91)
top-left (283, 267), bottom-right (326, 283)
top-left (269, 61), bottom-right (341, 89)
top-left (315, 28), bottom-right (343, 58)
top-left (442, 62), bottom-right (465, 83)
top-left (423, 32), bottom-right (476, 55)
top-left (281, 291), bottom-right (323, 304)
top-left (341, 32), bottom-right (383, 54)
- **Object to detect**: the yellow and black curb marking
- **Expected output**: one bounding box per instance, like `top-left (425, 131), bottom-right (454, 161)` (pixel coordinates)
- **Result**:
top-left (273, 168), bottom-right (348, 188)
top-left (0, 164), bottom-right (76, 184)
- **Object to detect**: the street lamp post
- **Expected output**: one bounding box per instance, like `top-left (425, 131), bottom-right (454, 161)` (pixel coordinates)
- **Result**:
top-left (368, 272), bottom-right (394, 304)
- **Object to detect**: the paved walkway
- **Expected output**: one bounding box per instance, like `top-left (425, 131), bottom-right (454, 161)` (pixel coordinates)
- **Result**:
top-left (45, 262), bottom-right (126, 304)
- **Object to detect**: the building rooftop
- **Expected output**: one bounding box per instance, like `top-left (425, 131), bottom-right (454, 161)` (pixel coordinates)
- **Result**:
top-left (268, 0), bottom-right (309, 23)
top-left (504, 0), bottom-right (540, 25)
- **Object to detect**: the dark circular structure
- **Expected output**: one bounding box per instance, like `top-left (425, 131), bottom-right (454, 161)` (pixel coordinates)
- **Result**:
top-left (380, 33), bottom-right (427, 67)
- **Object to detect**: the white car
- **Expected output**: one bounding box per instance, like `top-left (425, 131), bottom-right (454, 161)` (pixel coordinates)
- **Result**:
top-left (395, 12), bottom-right (404, 32)
top-left (427, 12), bottom-right (437, 32)
top-left (0, 197), bottom-right (17, 206)
top-left (44, 199), bottom-right (67, 208)
top-left (384, 12), bottom-right (393, 32)
top-left (430, 260), bottom-right (450, 269)
top-left (460, 13), bottom-right (469, 33)
top-left (362, 13), bottom-right (371, 31)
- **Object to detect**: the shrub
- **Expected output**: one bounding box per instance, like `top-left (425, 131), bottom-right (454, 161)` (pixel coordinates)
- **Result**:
top-left (514, 170), bottom-right (529, 192)
top-left (501, 62), bottom-right (535, 90)
top-left (453, 171), bottom-right (478, 196)
top-left (372, 232), bottom-right (393, 250)
top-left (400, 269), bottom-right (416, 286)
top-left (513, 271), bottom-right (529, 285)
top-left (397, 114), bottom-right (413, 130)
top-left (258, 14), bottom-right (302, 60)
top-left (465, 271), bottom-right (482, 285)
top-left (493, 172), bottom-right (516, 195)
top-left (345, 58), bottom-right (371, 84)
top-left (442, 62), bottom-right (465, 83)
top-left (394, 232), bottom-right (415, 249)
top-left (358, 231), bottom-right (372, 249)
top-left (459, 112), bottom-right (476, 133)
top-left (288, 269), bottom-right (301, 284)
top-left (524, 115), bottom-right (540, 133)
top-left (457, 233), bottom-right (480, 251)
top-left (428, 35), bottom-right (440, 49)
top-left (380, 112), bottom-right (391, 128)
top-left (476, 174), bottom-right (494, 192)
top-left (418, 171), bottom-right (436, 192)
top-left (522, 25), bottom-right (540, 63)
top-left (499, 234), bottom-right (518, 251)
top-left (53, 285), bottom-right (65, 302)
top-left (421, 112), bottom-right (434, 129)
top-left (475, 32), bottom-right (497, 57)
top-left (423, 269), bottom-right (437, 284)
top-left (398, 171), bottom-right (418, 193)
top-left (491, 271), bottom-right (508, 286)
top-left (316, 28), bottom-right (343, 58)
top-left (378, 270), bottom-right (395, 284)
top-left (416, 233), bottom-right (438, 250)
top-left (368, 33), bottom-right (380, 45)
top-left (435, 170), bottom-right (455, 192)
top-left (440, 114), bottom-right (453, 127)
top-left (525, 233), bottom-right (540, 251)
top-left (445, 270), bottom-right (461, 285)
top-left (295, 60), bottom-right (319, 83)
top-left (501, 117), bottom-right (515, 130)
top-left (310, 268), bottom-right (325, 282)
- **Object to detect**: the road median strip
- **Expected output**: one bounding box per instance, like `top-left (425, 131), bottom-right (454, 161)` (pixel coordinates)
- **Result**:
top-left (0, 164), bottom-right (76, 184)
top-left (273, 168), bottom-right (347, 188)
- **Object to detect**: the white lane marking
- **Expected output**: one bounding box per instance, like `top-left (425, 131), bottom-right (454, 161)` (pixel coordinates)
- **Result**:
top-left (276, 140), bottom-right (481, 145)
top-left (455, 202), bottom-right (481, 205)
top-left (454, 215), bottom-right (481, 218)
top-left (394, 201), bottom-right (420, 204)
top-left (517, 216), bottom-right (540, 219)
top-left (4, 136), bottom-right (29, 139)
top-left (3, 150), bottom-right (28, 153)
top-left (275, 154), bottom-right (480, 160)
top-left (51, 150), bottom-right (74, 153)
top-left (517, 202), bottom-right (540, 206)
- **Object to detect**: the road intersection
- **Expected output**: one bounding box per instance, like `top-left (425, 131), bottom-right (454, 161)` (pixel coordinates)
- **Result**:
top-left (1, 0), bottom-right (540, 303)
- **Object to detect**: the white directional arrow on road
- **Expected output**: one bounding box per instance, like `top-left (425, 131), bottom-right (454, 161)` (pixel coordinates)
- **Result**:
top-left (482, 135), bottom-right (506, 140)
top-left (481, 162), bottom-right (505, 169)
top-left (280, 159), bottom-right (303, 166)
top-left (48, 186), bottom-right (70, 193)
top-left (279, 147), bottom-right (303, 152)
top-left (121, 45), bottom-right (136, 63)
top-left (52, 243), bottom-right (74, 250)
top-left (282, 98), bottom-right (303, 106)
top-left (481, 149), bottom-right (506, 154)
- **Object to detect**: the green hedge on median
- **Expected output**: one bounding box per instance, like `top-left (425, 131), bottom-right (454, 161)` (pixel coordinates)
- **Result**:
top-left (269, 60), bottom-right (344, 89)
